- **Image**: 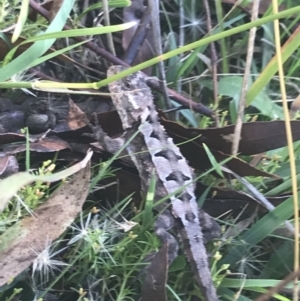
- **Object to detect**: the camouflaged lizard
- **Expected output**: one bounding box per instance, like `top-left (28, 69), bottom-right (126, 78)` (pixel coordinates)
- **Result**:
top-left (89, 65), bottom-right (220, 301)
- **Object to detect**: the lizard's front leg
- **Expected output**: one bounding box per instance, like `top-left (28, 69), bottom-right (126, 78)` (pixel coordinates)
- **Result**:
top-left (85, 114), bottom-right (125, 154)
top-left (199, 210), bottom-right (221, 243)
top-left (154, 209), bottom-right (179, 264)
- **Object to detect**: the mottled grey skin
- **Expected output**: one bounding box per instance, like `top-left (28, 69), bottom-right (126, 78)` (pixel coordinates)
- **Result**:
top-left (89, 66), bottom-right (220, 301)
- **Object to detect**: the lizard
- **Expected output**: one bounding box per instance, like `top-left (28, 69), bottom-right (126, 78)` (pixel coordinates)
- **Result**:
top-left (87, 65), bottom-right (220, 301)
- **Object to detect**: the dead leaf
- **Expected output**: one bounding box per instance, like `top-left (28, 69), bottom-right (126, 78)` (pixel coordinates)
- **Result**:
top-left (140, 243), bottom-right (168, 301)
top-left (196, 182), bottom-right (288, 218)
top-left (52, 98), bottom-right (88, 132)
top-left (161, 116), bottom-right (300, 156)
top-left (0, 160), bottom-right (91, 287)
top-left (66, 98), bottom-right (87, 130)
top-left (169, 132), bottom-right (274, 178)
top-left (0, 155), bottom-right (19, 177)
top-left (0, 150), bottom-right (92, 214)
top-left (4, 138), bottom-right (70, 154)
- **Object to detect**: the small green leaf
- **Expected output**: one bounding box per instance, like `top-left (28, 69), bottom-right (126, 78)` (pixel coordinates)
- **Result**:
top-left (202, 143), bottom-right (224, 177)
top-left (11, 0), bottom-right (29, 43)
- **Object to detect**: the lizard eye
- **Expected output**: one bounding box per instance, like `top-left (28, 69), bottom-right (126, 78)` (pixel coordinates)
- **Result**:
top-left (134, 8), bottom-right (144, 19)
top-left (123, 80), bottom-right (132, 90)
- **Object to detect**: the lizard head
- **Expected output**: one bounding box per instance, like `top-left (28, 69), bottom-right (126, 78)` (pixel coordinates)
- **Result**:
top-left (107, 65), bottom-right (153, 129)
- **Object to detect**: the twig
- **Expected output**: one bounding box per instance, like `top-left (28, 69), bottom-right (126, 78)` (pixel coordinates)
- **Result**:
top-left (231, 0), bottom-right (260, 155)
top-left (202, 0), bottom-right (219, 126)
top-left (254, 268), bottom-right (300, 301)
top-left (147, 78), bottom-right (214, 116)
top-left (123, 5), bottom-right (152, 65)
top-left (148, 0), bottom-right (172, 111)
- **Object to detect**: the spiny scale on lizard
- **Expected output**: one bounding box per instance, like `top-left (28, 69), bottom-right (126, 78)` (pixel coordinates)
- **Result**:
top-left (92, 65), bottom-right (220, 301)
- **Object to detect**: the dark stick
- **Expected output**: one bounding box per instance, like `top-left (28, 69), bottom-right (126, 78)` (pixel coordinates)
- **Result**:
top-left (123, 5), bottom-right (152, 65)
top-left (203, 0), bottom-right (220, 125)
